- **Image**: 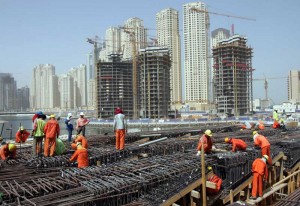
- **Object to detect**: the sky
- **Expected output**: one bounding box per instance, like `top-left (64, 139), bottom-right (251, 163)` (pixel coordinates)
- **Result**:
top-left (1, 0), bottom-right (299, 104)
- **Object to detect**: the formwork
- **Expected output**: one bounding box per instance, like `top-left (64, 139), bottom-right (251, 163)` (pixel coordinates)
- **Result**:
top-left (138, 47), bottom-right (171, 119)
top-left (97, 54), bottom-right (134, 119)
top-left (212, 35), bottom-right (253, 116)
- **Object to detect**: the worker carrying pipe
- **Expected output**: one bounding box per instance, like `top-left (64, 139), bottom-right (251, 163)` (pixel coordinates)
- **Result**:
top-left (44, 114), bottom-right (60, 157)
top-left (69, 142), bottom-right (89, 168)
top-left (196, 129), bottom-right (213, 155)
top-left (224, 137), bottom-right (247, 152)
top-left (250, 155), bottom-right (269, 200)
top-left (253, 131), bottom-right (272, 165)
top-left (0, 143), bottom-right (16, 160)
top-left (206, 166), bottom-right (222, 195)
top-left (15, 126), bottom-right (30, 143)
top-left (71, 134), bottom-right (88, 150)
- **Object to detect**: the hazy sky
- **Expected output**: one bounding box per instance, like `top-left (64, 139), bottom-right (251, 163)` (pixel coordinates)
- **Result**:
top-left (1, 0), bottom-right (299, 104)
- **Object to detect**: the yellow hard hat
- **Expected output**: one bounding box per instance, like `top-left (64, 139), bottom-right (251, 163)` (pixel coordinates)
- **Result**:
top-left (19, 126), bottom-right (24, 130)
top-left (50, 114), bottom-right (55, 118)
top-left (207, 166), bottom-right (213, 171)
top-left (76, 142), bottom-right (82, 147)
top-left (263, 155), bottom-right (269, 160)
top-left (8, 143), bottom-right (16, 152)
top-left (204, 129), bottom-right (212, 137)
top-left (253, 131), bottom-right (258, 136)
top-left (0, 136), bottom-right (3, 141)
top-left (225, 137), bottom-right (230, 143)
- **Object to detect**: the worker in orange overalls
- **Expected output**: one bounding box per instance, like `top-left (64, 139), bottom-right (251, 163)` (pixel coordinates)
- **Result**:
top-left (253, 131), bottom-right (272, 165)
top-left (272, 120), bottom-right (280, 129)
top-left (0, 143), bottom-right (17, 160)
top-left (44, 114), bottom-right (60, 157)
top-left (71, 134), bottom-right (88, 150)
top-left (114, 107), bottom-right (127, 150)
top-left (224, 137), bottom-right (247, 152)
top-left (255, 120), bottom-right (265, 130)
top-left (250, 155), bottom-right (269, 200)
top-left (15, 126), bottom-right (30, 143)
top-left (196, 129), bottom-right (213, 155)
top-left (69, 142), bottom-right (89, 168)
top-left (206, 166), bottom-right (222, 195)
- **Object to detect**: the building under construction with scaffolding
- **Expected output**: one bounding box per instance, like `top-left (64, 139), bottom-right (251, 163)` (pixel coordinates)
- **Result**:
top-left (138, 47), bottom-right (171, 119)
top-left (212, 35), bottom-right (253, 116)
top-left (96, 54), bottom-right (133, 119)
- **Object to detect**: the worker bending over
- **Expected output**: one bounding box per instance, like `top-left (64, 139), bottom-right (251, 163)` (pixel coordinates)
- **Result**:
top-left (206, 166), bottom-right (222, 195)
top-left (71, 134), bottom-right (88, 150)
top-left (44, 114), bottom-right (60, 157)
top-left (69, 142), bottom-right (89, 168)
top-left (197, 129), bottom-right (213, 155)
top-left (224, 137), bottom-right (247, 152)
top-left (253, 131), bottom-right (272, 165)
top-left (0, 143), bottom-right (16, 160)
top-left (251, 155), bottom-right (269, 200)
top-left (255, 120), bottom-right (265, 130)
top-left (15, 126), bottom-right (30, 143)
top-left (241, 121), bottom-right (254, 130)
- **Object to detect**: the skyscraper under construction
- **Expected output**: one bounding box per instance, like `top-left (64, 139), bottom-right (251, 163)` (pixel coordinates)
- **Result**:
top-left (212, 35), bottom-right (253, 116)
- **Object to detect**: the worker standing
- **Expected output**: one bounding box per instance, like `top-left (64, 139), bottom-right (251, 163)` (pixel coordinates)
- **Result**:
top-left (69, 142), bottom-right (89, 168)
top-left (0, 143), bottom-right (16, 160)
top-left (65, 113), bottom-right (74, 142)
top-left (272, 110), bottom-right (280, 129)
top-left (76, 112), bottom-right (90, 136)
top-left (206, 166), bottom-right (222, 195)
top-left (33, 114), bottom-right (46, 156)
top-left (71, 134), bottom-right (88, 150)
top-left (15, 126), bottom-right (30, 143)
top-left (196, 129), bottom-right (213, 155)
top-left (114, 107), bottom-right (127, 150)
top-left (224, 137), bottom-right (247, 152)
top-left (253, 131), bottom-right (272, 165)
top-left (250, 155), bottom-right (269, 200)
top-left (44, 114), bottom-right (60, 157)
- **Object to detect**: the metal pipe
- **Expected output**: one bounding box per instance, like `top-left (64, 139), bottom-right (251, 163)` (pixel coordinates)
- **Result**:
top-left (138, 137), bottom-right (168, 147)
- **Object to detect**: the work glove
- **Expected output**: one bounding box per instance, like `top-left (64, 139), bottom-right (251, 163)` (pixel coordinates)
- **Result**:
top-left (196, 151), bottom-right (201, 156)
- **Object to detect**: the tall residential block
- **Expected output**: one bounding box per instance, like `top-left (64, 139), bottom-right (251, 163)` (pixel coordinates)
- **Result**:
top-left (288, 70), bottom-right (300, 102)
top-left (97, 54), bottom-right (133, 119)
top-left (122, 17), bottom-right (147, 60)
top-left (68, 64), bottom-right (87, 107)
top-left (212, 35), bottom-right (253, 116)
top-left (58, 75), bottom-right (74, 110)
top-left (211, 28), bottom-right (230, 48)
top-left (183, 2), bottom-right (210, 104)
top-left (30, 64), bottom-right (59, 111)
top-left (156, 8), bottom-right (182, 104)
top-left (0, 73), bottom-right (17, 111)
top-left (138, 47), bottom-right (171, 119)
top-left (17, 86), bottom-right (30, 111)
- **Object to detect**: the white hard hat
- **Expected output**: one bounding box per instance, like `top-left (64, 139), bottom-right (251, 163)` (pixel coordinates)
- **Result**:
top-left (80, 112), bottom-right (84, 116)
top-left (68, 113), bottom-right (72, 117)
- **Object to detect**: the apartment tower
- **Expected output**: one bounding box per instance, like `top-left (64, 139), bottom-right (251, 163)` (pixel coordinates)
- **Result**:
top-left (288, 70), bottom-right (300, 102)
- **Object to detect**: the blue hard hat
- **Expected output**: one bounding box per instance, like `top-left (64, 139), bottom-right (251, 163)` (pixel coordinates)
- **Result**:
top-left (36, 111), bottom-right (43, 115)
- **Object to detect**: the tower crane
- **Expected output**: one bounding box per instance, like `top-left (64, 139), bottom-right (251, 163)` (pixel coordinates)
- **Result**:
top-left (253, 76), bottom-right (287, 101)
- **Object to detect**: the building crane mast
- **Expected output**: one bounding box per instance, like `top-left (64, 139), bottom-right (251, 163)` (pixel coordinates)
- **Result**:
top-left (253, 76), bottom-right (287, 100)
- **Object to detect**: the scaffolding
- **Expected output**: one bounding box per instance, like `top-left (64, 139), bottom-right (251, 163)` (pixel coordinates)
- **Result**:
top-left (97, 54), bottom-right (134, 119)
top-left (212, 35), bottom-right (253, 116)
top-left (138, 47), bottom-right (171, 119)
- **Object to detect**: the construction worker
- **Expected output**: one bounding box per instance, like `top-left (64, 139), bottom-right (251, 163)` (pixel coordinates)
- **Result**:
top-left (33, 114), bottom-right (46, 156)
top-left (69, 142), bottom-right (89, 168)
top-left (55, 138), bottom-right (66, 155)
top-left (15, 126), bottom-right (30, 143)
top-left (272, 120), bottom-right (280, 129)
top-left (76, 112), bottom-right (90, 136)
top-left (250, 155), bottom-right (269, 200)
top-left (253, 131), bottom-right (272, 165)
top-left (279, 119), bottom-right (287, 132)
top-left (196, 129), bottom-right (213, 155)
top-left (44, 114), bottom-right (60, 157)
top-left (224, 137), bottom-right (247, 152)
top-left (32, 111), bottom-right (43, 123)
top-left (65, 113), bottom-right (74, 142)
top-left (272, 109), bottom-right (280, 129)
top-left (71, 134), bottom-right (88, 150)
top-left (0, 143), bottom-right (16, 160)
top-left (206, 166), bottom-right (222, 195)
top-left (255, 120), bottom-right (265, 130)
top-left (241, 121), bottom-right (254, 130)
top-left (114, 107), bottom-right (127, 150)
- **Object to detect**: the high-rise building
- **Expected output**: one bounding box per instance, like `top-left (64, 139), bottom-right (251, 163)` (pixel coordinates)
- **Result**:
top-left (97, 54), bottom-right (133, 119)
top-left (16, 86), bottom-right (30, 111)
top-left (87, 52), bottom-right (94, 80)
top-left (183, 2), bottom-right (210, 104)
top-left (0, 73), bottom-right (17, 111)
top-left (212, 35), bottom-right (253, 116)
top-left (58, 75), bottom-right (74, 110)
top-left (30, 64), bottom-right (59, 111)
top-left (211, 28), bottom-right (230, 48)
top-left (122, 17), bottom-right (147, 60)
top-left (156, 8), bottom-right (182, 105)
top-left (138, 47), bottom-right (171, 119)
top-left (288, 70), bottom-right (300, 102)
